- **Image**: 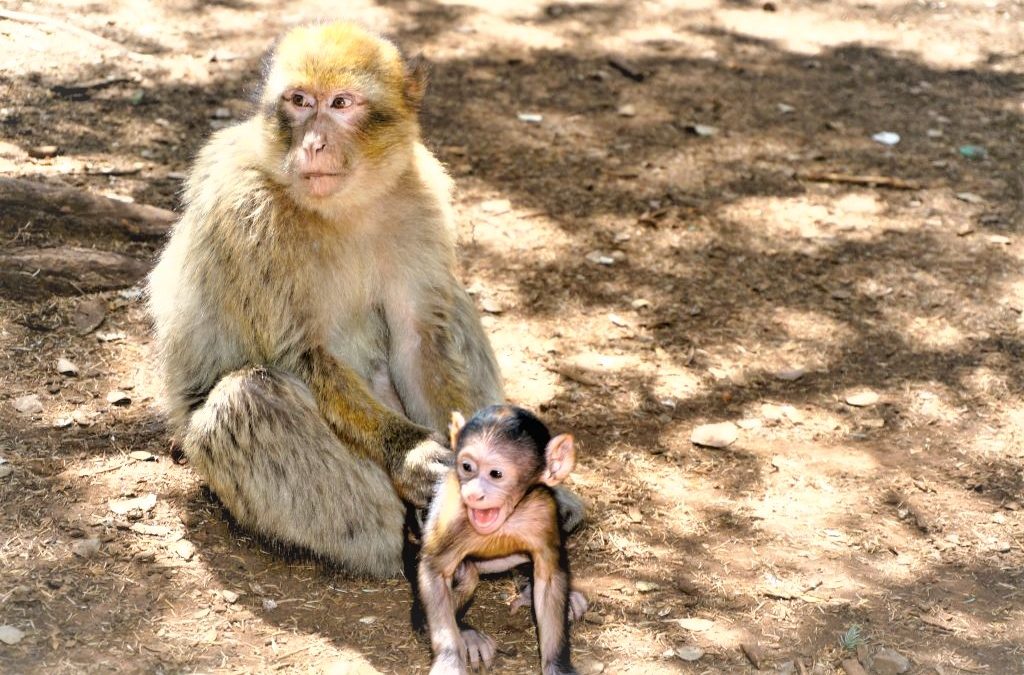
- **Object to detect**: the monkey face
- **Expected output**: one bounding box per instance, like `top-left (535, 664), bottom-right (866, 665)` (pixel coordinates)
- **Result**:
top-left (456, 444), bottom-right (526, 536)
top-left (259, 23), bottom-right (426, 206)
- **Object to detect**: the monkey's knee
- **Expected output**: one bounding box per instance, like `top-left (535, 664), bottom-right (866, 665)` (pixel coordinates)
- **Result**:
top-left (184, 366), bottom-right (406, 576)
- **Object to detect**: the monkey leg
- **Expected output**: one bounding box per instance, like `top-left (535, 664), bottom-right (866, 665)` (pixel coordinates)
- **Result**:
top-left (552, 486), bottom-right (586, 534)
top-left (510, 574), bottom-right (589, 622)
top-left (183, 366), bottom-right (406, 576)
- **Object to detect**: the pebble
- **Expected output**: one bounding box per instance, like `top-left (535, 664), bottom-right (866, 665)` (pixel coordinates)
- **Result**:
top-left (72, 538), bottom-right (101, 558)
top-left (955, 192), bottom-right (984, 204)
top-left (630, 298), bottom-right (650, 309)
top-left (578, 657), bottom-right (606, 674)
top-left (172, 539), bottom-right (196, 561)
top-left (109, 493), bottom-right (157, 515)
top-left (774, 367), bottom-right (806, 381)
top-left (0, 625), bottom-right (25, 645)
top-left (516, 112), bottom-right (543, 124)
top-left (222, 590), bottom-right (240, 604)
top-left (13, 395), bottom-right (43, 415)
top-left (777, 103), bottom-right (796, 114)
top-left (53, 416), bottom-right (73, 429)
top-left (0, 464), bottom-right (11, 479)
top-left (685, 124), bottom-right (717, 137)
top-left (133, 550), bottom-right (156, 563)
top-left (690, 422), bottom-right (739, 448)
top-left (635, 580), bottom-right (659, 593)
top-left (72, 299), bottom-right (106, 335)
top-left (674, 645), bottom-right (704, 661)
top-left (872, 648), bottom-right (910, 675)
top-left (672, 617), bottom-right (715, 632)
top-left (56, 358), bottom-right (79, 376)
top-left (845, 390), bottom-right (879, 407)
top-left (480, 299), bottom-right (504, 314)
top-left (130, 450), bottom-right (155, 462)
top-left (262, 598), bottom-right (278, 611)
top-left (106, 391), bottom-right (132, 406)
top-left (28, 144), bottom-right (61, 158)
top-left (130, 523), bottom-right (171, 537)
top-left (96, 331), bottom-right (127, 342)
top-left (872, 131), bottom-right (901, 146)
top-left (989, 235), bottom-right (1011, 246)
top-left (993, 541), bottom-right (1012, 553)
top-left (617, 104), bottom-right (637, 117)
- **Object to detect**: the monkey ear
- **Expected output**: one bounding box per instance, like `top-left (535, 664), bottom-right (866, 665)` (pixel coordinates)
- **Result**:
top-left (448, 410), bottom-right (466, 449)
top-left (542, 434), bottom-right (575, 486)
top-left (403, 56), bottom-right (429, 111)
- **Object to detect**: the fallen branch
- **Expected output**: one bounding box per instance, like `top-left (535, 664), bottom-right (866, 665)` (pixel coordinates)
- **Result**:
top-left (0, 176), bottom-right (174, 241)
top-left (797, 171), bottom-right (922, 190)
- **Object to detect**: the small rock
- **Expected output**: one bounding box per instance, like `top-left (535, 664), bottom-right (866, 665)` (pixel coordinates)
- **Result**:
top-left (28, 144), bottom-right (61, 159)
top-left (872, 131), bottom-right (901, 146)
top-left (96, 331), bottom-right (127, 342)
top-left (992, 541), bottom-right (1011, 553)
top-left (130, 523), bottom-right (171, 537)
top-left (674, 645), bottom-right (705, 661)
top-left (872, 648), bottom-right (910, 675)
top-left (672, 617), bottom-right (715, 632)
top-left (777, 103), bottom-right (795, 114)
top-left (72, 410), bottom-right (97, 427)
top-left (578, 657), bottom-right (606, 674)
top-left (72, 299), bottom-right (106, 335)
top-left (0, 464), bottom-right (12, 479)
top-left (685, 124), bottom-right (717, 137)
top-left (133, 550), bottom-right (156, 563)
top-left (955, 192), bottom-right (984, 204)
top-left (988, 235), bottom-right (1011, 246)
top-left (617, 104), bottom-right (637, 117)
top-left (862, 418), bottom-right (886, 429)
top-left (72, 538), bottom-right (101, 558)
top-left (358, 615), bottom-right (376, 624)
top-left (172, 539), bottom-right (196, 561)
top-left (222, 590), bottom-right (240, 604)
top-left (109, 493), bottom-right (157, 515)
top-left (690, 422), bottom-right (739, 448)
top-left (130, 450), bottom-right (155, 462)
top-left (480, 299), bottom-right (504, 314)
top-left (845, 390), bottom-right (879, 407)
top-left (630, 298), bottom-right (650, 309)
top-left (1004, 500), bottom-right (1021, 511)
top-left (106, 391), bottom-right (132, 406)
top-left (56, 358), bottom-right (79, 377)
top-left (635, 580), bottom-right (659, 593)
top-left (0, 625), bottom-right (25, 645)
top-left (517, 112), bottom-right (543, 124)
top-left (13, 395), bottom-right (43, 415)
top-left (741, 642), bottom-right (765, 669)
top-left (841, 659), bottom-right (869, 675)
top-left (774, 367), bottom-right (806, 381)
top-left (926, 128), bottom-right (943, 138)
top-left (262, 598), bottom-right (278, 611)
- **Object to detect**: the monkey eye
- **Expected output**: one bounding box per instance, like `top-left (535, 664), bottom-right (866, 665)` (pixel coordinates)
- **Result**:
top-left (330, 95), bottom-right (353, 109)
top-left (288, 91), bottom-right (313, 108)
top-left (489, 469), bottom-right (503, 480)
top-left (460, 461), bottom-right (474, 474)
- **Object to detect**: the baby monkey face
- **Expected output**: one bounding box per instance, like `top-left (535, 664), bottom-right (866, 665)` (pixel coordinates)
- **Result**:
top-left (456, 441), bottom-right (531, 535)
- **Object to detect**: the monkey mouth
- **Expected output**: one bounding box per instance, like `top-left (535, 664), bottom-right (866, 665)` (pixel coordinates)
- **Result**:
top-left (468, 507), bottom-right (504, 534)
top-left (300, 172), bottom-right (344, 197)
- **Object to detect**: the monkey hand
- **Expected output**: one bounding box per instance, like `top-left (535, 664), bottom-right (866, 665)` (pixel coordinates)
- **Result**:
top-left (395, 438), bottom-right (454, 507)
top-left (460, 629), bottom-right (496, 671)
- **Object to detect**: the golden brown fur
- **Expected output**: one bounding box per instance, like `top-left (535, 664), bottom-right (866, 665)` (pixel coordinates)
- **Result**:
top-left (147, 22), bottom-right (502, 576)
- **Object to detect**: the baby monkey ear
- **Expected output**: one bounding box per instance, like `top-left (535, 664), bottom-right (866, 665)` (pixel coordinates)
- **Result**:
top-left (448, 411), bottom-right (467, 449)
top-left (542, 434), bottom-right (575, 486)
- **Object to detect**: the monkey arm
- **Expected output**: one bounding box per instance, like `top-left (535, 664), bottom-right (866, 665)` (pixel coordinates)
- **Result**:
top-left (418, 562), bottom-right (467, 674)
top-left (299, 345), bottom-right (450, 505)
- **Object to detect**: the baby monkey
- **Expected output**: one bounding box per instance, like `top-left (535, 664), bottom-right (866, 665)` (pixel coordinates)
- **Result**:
top-left (417, 405), bottom-right (583, 674)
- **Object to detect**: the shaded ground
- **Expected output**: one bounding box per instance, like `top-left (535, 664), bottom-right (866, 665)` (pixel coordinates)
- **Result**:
top-left (2, 0), bottom-right (1024, 672)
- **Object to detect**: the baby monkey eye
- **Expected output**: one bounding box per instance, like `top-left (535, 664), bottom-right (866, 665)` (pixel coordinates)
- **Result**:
top-left (289, 92), bottom-right (311, 107)
top-left (489, 469), bottom-right (503, 480)
top-left (331, 95), bottom-right (353, 109)
top-left (461, 462), bottom-right (473, 473)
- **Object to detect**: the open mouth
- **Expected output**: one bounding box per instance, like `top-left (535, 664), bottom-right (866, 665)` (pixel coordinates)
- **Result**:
top-left (469, 507), bottom-right (502, 533)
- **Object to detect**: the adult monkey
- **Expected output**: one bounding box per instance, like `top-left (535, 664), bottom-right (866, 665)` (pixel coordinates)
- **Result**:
top-left (148, 23), bottom-right (580, 576)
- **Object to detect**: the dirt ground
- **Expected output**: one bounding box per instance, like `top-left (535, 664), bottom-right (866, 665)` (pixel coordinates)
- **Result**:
top-left (2, 0), bottom-right (1024, 673)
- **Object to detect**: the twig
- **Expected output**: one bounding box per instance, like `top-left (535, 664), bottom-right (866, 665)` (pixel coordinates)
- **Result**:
top-left (797, 171), bottom-right (922, 190)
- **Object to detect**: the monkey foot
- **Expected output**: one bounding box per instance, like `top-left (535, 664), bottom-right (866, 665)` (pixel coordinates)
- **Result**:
top-left (460, 629), bottom-right (496, 670)
top-left (509, 587), bottom-right (589, 622)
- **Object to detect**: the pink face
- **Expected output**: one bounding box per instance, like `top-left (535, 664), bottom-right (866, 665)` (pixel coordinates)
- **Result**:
top-left (280, 88), bottom-right (366, 198)
top-left (456, 445), bottom-right (526, 536)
